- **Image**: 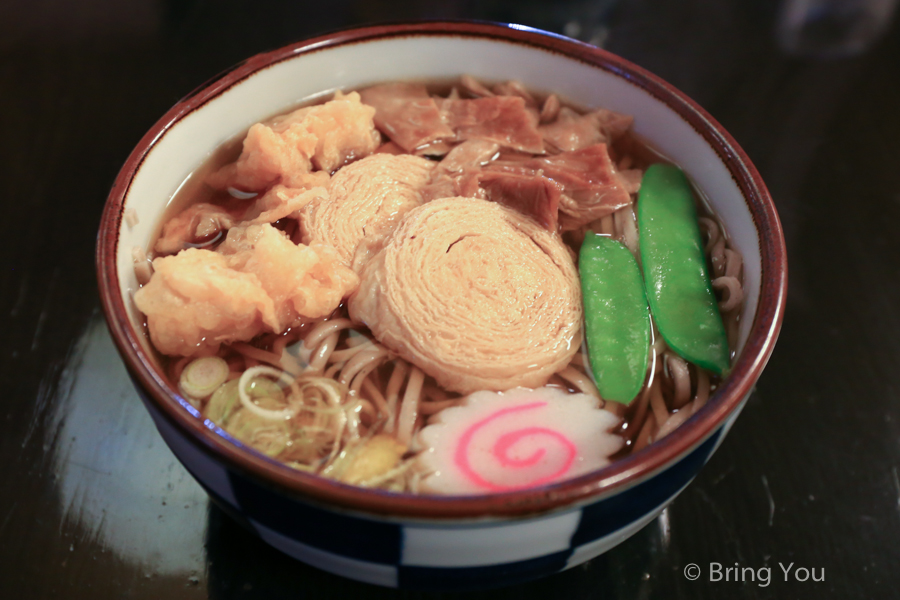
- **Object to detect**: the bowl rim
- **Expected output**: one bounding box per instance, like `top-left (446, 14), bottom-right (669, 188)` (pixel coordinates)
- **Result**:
top-left (96, 20), bottom-right (787, 520)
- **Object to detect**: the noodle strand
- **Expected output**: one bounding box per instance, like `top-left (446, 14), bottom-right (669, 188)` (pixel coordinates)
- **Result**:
top-left (396, 367), bottom-right (424, 445)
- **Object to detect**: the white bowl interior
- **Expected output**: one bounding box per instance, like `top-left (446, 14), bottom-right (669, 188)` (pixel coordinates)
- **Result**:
top-left (116, 34), bottom-right (760, 368)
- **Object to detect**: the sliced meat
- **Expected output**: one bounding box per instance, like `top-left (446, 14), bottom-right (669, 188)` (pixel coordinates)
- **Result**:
top-left (413, 139), bottom-right (455, 157)
top-left (487, 144), bottom-right (634, 231)
top-left (365, 80), bottom-right (548, 156)
top-left (359, 82), bottom-right (454, 152)
top-left (421, 169), bottom-right (486, 202)
top-left (439, 139), bottom-right (500, 173)
top-left (301, 154), bottom-right (435, 269)
top-left (455, 170), bottom-right (485, 198)
top-left (420, 140), bottom-right (499, 202)
top-left (420, 171), bottom-right (458, 202)
top-left (348, 197), bottom-right (581, 395)
top-left (539, 107), bottom-right (634, 152)
top-left (420, 140), bottom-right (624, 231)
top-left (495, 148), bottom-right (535, 162)
top-left (207, 91), bottom-right (379, 191)
top-left (441, 96), bottom-right (544, 154)
top-left (479, 172), bottom-right (561, 231)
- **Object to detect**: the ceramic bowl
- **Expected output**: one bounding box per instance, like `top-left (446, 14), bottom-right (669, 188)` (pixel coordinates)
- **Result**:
top-left (96, 21), bottom-right (787, 591)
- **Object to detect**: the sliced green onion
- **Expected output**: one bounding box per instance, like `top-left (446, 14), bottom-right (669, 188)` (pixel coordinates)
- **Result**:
top-left (224, 408), bottom-right (291, 457)
top-left (237, 366), bottom-right (297, 420)
top-left (245, 376), bottom-right (284, 401)
top-left (179, 356), bottom-right (229, 399)
top-left (205, 380), bottom-right (240, 424)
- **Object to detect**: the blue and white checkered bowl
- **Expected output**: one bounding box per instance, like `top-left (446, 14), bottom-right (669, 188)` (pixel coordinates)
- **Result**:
top-left (97, 22), bottom-right (787, 591)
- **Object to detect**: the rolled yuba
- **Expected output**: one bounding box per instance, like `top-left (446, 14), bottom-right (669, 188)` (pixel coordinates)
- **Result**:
top-left (349, 197), bottom-right (582, 394)
top-left (301, 153), bottom-right (434, 270)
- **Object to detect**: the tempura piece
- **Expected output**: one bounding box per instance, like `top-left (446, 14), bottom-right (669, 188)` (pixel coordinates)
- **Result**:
top-left (349, 197), bottom-right (582, 394)
top-left (276, 91), bottom-right (381, 173)
top-left (219, 224), bottom-right (359, 331)
top-left (208, 91), bottom-right (379, 191)
top-left (133, 249), bottom-right (278, 356)
top-left (207, 121), bottom-right (317, 192)
top-left (136, 224), bottom-right (358, 356)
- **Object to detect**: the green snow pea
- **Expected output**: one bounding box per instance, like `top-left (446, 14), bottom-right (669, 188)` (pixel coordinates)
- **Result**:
top-left (580, 233), bottom-right (651, 405)
top-left (637, 164), bottom-right (730, 374)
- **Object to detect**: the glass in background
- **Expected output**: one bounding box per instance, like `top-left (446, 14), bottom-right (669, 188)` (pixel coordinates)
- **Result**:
top-left (778, 0), bottom-right (898, 56)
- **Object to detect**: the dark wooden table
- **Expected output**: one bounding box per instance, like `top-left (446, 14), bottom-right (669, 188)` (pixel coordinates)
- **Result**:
top-left (2, 0), bottom-right (898, 597)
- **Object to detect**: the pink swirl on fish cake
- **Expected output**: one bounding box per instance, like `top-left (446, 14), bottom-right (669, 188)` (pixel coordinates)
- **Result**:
top-left (454, 401), bottom-right (578, 492)
top-left (414, 387), bottom-right (624, 495)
